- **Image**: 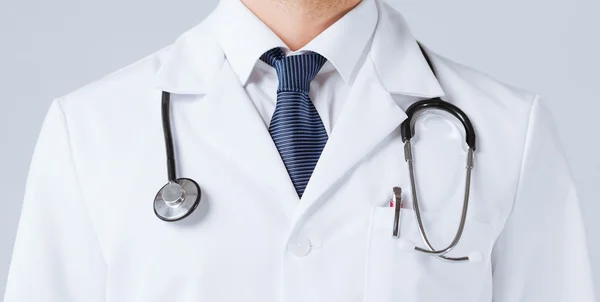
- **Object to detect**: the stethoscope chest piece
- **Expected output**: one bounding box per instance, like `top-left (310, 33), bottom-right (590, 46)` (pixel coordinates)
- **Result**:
top-left (154, 178), bottom-right (201, 222)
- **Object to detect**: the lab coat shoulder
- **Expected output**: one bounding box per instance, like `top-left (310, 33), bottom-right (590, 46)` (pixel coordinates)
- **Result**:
top-left (4, 98), bottom-right (108, 301)
top-left (54, 49), bottom-right (169, 225)
top-left (5, 15), bottom-right (227, 300)
top-left (424, 49), bottom-right (595, 300)
top-left (38, 9), bottom-right (222, 253)
top-left (5, 51), bottom-right (166, 301)
top-left (422, 49), bottom-right (537, 216)
top-left (490, 94), bottom-right (596, 301)
top-left (58, 46), bottom-right (166, 115)
top-left (430, 51), bottom-right (595, 301)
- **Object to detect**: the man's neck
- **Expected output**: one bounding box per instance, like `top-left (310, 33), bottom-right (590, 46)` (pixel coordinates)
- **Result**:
top-left (240, 0), bottom-right (362, 51)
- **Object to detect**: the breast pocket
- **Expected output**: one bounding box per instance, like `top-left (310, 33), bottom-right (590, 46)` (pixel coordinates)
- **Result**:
top-left (363, 206), bottom-right (498, 302)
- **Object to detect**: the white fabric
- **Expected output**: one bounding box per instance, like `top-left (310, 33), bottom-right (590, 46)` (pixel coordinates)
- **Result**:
top-left (217, 0), bottom-right (378, 134)
top-left (4, 0), bottom-right (596, 301)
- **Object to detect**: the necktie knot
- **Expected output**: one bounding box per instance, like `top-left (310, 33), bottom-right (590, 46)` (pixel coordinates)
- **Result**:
top-left (260, 48), bottom-right (327, 93)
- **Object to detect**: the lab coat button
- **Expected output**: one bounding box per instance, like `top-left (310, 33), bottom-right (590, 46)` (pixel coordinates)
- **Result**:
top-left (288, 237), bottom-right (312, 257)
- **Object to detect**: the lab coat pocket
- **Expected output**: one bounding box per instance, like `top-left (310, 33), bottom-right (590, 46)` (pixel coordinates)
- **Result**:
top-left (364, 206), bottom-right (497, 302)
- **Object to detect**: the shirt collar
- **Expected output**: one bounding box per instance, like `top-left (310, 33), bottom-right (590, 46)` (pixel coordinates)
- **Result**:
top-left (214, 0), bottom-right (286, 86)
top-left (214, 0), bottom-right (378, 86)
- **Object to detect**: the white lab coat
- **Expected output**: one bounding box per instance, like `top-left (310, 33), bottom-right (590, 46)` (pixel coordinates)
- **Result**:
top-left (4, 0), bottom-right (596, 301)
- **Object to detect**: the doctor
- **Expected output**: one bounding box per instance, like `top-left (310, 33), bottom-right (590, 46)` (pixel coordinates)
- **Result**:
top-left (4, 0), bottom-right (596, 301)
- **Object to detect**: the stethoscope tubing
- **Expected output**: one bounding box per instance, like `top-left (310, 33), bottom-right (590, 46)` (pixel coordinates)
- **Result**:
top-left (162, 91), bottom-right (177, 183)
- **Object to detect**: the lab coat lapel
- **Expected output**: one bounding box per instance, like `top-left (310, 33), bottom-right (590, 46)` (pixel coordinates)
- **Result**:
top-left (292, 0), bottom-right (445, 223)
top-left (295, 60), bottom-right (407, 220)
top-left (196, 63), bottom-right (300, 212)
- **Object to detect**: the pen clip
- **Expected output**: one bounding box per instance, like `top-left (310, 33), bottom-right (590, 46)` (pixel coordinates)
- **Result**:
top-left (392, 187), bottom-right (403, 238)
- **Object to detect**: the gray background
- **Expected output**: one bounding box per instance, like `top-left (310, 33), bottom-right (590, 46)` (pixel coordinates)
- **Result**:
top-left (1, 0), bottom-right (598, 298)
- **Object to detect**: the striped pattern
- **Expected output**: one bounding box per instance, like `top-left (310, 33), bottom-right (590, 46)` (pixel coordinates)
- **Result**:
top-left (260, 48), bottom-right (328, 198)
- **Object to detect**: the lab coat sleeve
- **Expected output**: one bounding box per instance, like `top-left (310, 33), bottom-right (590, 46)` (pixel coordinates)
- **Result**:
top-left (491, 96), bottom-right (596, 301)
top-left (3, 99), bottom-right (106, 301)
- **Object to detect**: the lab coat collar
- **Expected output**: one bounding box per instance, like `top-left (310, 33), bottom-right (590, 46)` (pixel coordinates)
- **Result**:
top-left (153, 10), bottom-right (225, 95)
top-left (155, 0), bottom-right (444, 98)
top-left (368, 0), bottom-right (445, 98)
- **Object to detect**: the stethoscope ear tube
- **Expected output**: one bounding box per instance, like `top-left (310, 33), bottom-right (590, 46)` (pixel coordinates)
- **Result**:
top-left (400, 98), bottom-right (477, 151)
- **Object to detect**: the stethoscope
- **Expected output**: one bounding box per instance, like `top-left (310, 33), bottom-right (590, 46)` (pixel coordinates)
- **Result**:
top-left (393, 98), bottom-right (479, 263)
top-left (153, 44), bottom-right (478, 262)
top-left (153, 91), bottom-right (202, 222)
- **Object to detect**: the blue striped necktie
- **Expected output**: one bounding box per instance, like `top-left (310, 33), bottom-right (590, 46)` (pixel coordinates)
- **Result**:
top-left (260, 48), bottom-right (328, 198)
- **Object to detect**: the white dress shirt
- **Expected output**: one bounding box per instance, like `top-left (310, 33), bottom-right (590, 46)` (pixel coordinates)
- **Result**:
top-left (215, 0), bottom-right (379, 135)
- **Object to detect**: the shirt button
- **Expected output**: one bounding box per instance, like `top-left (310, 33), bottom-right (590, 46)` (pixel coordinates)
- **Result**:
top-left (288, 236), bottom-right (312, 257)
